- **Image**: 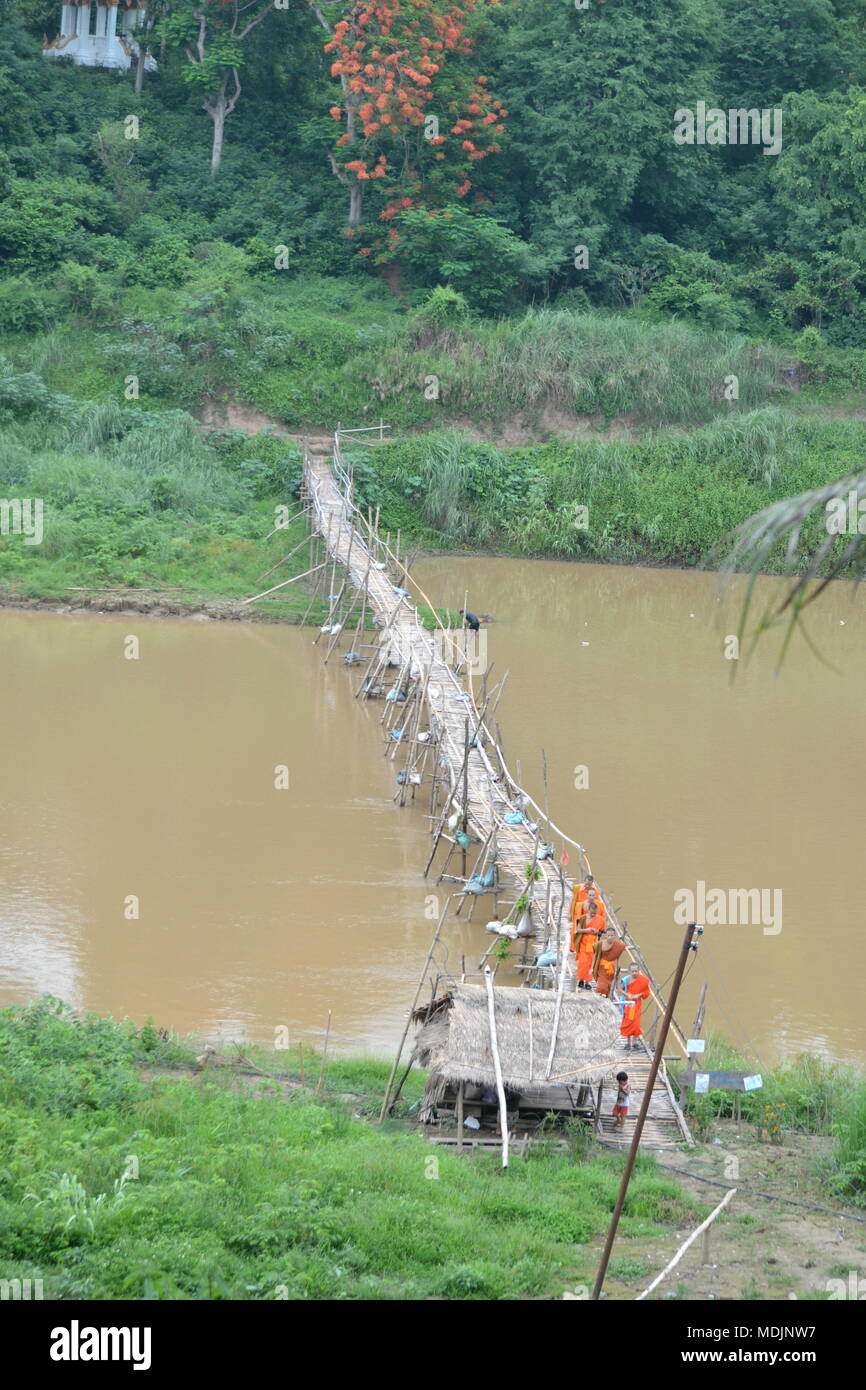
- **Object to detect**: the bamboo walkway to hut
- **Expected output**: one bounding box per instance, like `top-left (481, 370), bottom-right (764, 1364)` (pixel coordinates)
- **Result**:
top-left (295, 433), bottom-right (691, 1149)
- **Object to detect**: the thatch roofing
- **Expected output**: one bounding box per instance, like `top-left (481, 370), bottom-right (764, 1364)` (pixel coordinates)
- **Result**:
top-left (412, 984), bottom-right (622, 1091)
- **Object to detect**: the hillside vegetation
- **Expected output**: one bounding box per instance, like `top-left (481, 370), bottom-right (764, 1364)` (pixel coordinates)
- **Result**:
top-left (4, 4), bottom-right (866, 602)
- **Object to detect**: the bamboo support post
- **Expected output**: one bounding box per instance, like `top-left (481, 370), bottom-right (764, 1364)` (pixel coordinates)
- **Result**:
top-left (241, 561), bottom-right (327, 606)
top-left (378, 896), bottom-right (454, 1121)
top-left (483, 966), bottom-right (509, 1169)
top-left (255, 530), bottom-right (311, 584)
top-left (635, 1188), bottom-right (736, 1300)
top-left (316, 1011), bottom-right (331, 1095)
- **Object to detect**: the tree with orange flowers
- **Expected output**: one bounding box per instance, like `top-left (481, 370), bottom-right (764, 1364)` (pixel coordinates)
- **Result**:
top-left (308, 1), bottom-right (505, 243)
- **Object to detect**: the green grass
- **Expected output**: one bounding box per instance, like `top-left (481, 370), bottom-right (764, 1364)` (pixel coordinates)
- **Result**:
top-left (2, 271), bottom-right (787, 433)
top-left (0, 360), bottom-right (328, 613)
top-left (3, 274), bottom-right (865, 605)
top-left (670, 1032), bottom-right (866, 1204)
top-left (360, 410), bottom-right (866, 570)
top-left (0, 997), bottom-right (702, 1300)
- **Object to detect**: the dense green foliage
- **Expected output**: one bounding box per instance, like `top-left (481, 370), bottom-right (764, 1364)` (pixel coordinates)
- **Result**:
top-left (5, 2), bottom-right (866, 337)
top-left (357, 411), bottom-right (866, 570)
top-left (3, 3), bottom-right (866, 601)
top-left (0, 349), bottom-right (313, 606)
top-left (0, 998), bottom-right (701, 1299)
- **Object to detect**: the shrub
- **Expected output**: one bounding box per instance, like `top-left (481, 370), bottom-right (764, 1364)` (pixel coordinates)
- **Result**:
top-left (0, 275), bottom-right (57, 332)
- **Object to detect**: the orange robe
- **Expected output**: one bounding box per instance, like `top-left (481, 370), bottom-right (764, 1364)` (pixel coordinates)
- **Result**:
top-left (569, 886), bottom-right (606, 948)
top-left (575, 913), bottom-right (604, 981)
top-left (620, 973), bottom-right (650, 1037)
top-left (596, 938), bottom-right (625, 996)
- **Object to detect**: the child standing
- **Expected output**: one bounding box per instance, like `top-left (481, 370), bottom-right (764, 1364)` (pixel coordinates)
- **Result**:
top-left (613, 1071), bottom-right (631, 1130)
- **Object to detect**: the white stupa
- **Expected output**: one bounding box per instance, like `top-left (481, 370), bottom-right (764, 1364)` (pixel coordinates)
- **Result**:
top-left (43, 1), bottom-right (157, 71)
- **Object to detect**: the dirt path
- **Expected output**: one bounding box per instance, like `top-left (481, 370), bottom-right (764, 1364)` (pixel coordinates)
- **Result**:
top-left (197, 390), bottom-right (866, 450)
top-left (615, 1120), bottom-right (866, 1301)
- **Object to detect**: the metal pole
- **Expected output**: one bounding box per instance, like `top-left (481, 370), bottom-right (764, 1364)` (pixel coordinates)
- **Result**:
top-left (591, 920), bottom-right (699, 1301)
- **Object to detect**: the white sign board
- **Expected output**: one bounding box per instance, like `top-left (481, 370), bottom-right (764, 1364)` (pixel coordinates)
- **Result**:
top-left (743, 1074), bottom-right (763, 1092)
top-left (694, 1073), bottom-right (710, 1094)
top-left (687, 1039), bottom-right (706, 1053)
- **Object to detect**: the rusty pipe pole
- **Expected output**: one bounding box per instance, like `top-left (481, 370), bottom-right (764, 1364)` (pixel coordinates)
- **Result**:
top-left (591, 920), bottom-right (699, 1301)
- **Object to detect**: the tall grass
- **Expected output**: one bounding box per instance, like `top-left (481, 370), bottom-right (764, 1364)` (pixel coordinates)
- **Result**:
top-left (366, 409), bottom-right (866, 570)
top-left (0, 998), bottom-right (701, 1300)
top-left (5, 273), bottom-right (787, 433)
top-left (0, 369), bottom-right (308, 602)
top-left (377, 309), bottom-right (785, 429)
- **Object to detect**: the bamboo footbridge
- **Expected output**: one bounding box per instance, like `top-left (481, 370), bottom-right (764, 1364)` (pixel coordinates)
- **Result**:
top-left (287, 430), bottom-right (691, 1150)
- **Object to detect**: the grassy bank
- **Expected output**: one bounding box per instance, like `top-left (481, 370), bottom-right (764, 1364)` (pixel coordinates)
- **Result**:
top-left (4, 275), bottom-right (866, 608)
top-left (2, 270), bottom-right (788, 432)
top-left (356, 411), bottom-right (866, 570)
top-left (670, 1033), bottom-right (866, 1204)
top-left (0, 363), bottom-right (322, 617)
top-left (1, 999), bottom-right (865, 1300)
top-left (0, 997), bottom-right (702, 1301)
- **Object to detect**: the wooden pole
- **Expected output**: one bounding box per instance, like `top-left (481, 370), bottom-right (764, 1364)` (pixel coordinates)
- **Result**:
top-left (544, 921), bottom-right (570, 1079)
top-left (692, 982), bottom-right (708, 1040)
top-left (241, 562), bottom-right (327, 606)
top-left (483, 966), bottom-right (509, 1169)
top-left (461, 718), bottom-right (470, 878)
top-left (316, 1011), bottom-right (332, 1094)
top-left (635, 1187), bottom-right (736, 1300)
top-left (456, 1079), bottom-right (465, 1152)
top-left (591, 921), bottom-right (699, 1301)
top-left (261, 504), bottom-right (308, 541)
top-left (378, 896), bottom-right (453, 1121)
top-left (255, 531), bottom-right (311, 583)
top-left (323, 581), bottom-right (362, 663)
top-left (299, 537), bottom-right (325, 628)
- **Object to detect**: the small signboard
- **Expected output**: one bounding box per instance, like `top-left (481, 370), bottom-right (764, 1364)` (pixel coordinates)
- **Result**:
top-left (687, 1039), bottom-right (706, 1053)
top-left (678, 1069), bottom-right (763, 1093)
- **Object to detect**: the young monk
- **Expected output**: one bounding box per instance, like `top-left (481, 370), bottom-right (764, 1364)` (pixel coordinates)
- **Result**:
top-left (569, 874), bottom-right (595, 932)
top-left (620, 972), bottom-right (651, 1050)
top-left (570, 876), bottom-right (606, 941)
top-left (595, 928), bottom-right (625, 997)
top-left (573, 900), bottom-right (605, 990)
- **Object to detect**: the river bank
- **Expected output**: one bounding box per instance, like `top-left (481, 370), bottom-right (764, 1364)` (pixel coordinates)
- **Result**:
top-left (0, 999), bottom-right (863, 1302)
top-left (5, 288), bottom-right (866, 613)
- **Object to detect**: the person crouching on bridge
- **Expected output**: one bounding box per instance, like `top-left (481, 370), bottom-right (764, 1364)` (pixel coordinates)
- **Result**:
top-left (573, 899), bottom-right (605, 991)
top-left (620, 973), bottom-right (651, 1049)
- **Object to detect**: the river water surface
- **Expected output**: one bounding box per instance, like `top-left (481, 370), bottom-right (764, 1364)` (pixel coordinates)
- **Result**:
top-left (1, 558), bottom-right (864, 1065)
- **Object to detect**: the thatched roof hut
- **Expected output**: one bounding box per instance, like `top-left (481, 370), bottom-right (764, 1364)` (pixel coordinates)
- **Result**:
top-left (413, 984), bottom-right (622, 1099)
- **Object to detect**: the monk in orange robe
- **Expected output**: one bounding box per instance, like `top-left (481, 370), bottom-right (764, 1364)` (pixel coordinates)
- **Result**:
top-left (570, 875), bottom-right (594, 929)
top-left (620, 972), bottom-right (650, 1049)
top-left (595, 929), bottom-right (625, 997)
top-left (573, 900), bottom-right (605, 989)
top-left (570, 877), bottom-right (606, 943)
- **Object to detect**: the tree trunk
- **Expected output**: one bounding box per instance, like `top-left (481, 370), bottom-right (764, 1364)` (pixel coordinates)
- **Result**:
top-left (210, 92), bottom-right (227, 176)
top-left (349, 179), bottom-right (364, 229)
top-left (134, 47), bottom-right (145, 95)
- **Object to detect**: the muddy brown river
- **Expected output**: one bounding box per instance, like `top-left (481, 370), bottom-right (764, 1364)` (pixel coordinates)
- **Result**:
top-left (1, 559), bottom-right (864, 1066)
